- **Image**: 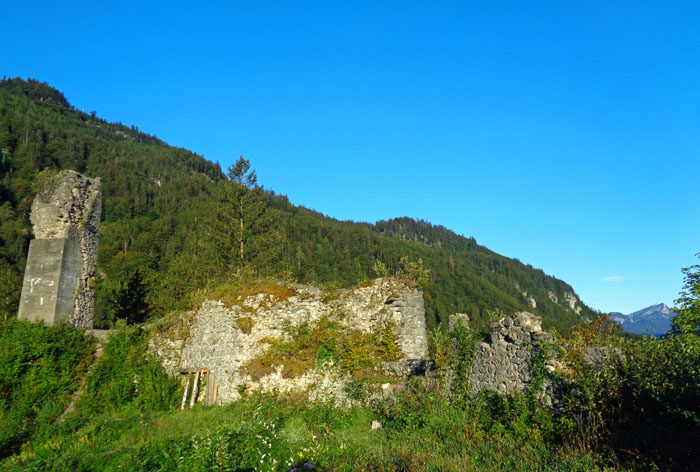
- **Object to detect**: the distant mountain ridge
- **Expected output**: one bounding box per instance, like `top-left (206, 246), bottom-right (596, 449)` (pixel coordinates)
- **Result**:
top-left (611, 303), bottom-right (677, 336)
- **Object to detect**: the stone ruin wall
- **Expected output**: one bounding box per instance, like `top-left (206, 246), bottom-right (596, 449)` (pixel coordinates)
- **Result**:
top-left (467, 312), bottom-right (560, 397)
top-left (17, 170), bottom-right (102, 328)
top-left (383, 288), bottom-right (429, 359)
top-left (150, 276), bottom-right (567, 406)
top-left (150, 278), bottom-right (429, 404)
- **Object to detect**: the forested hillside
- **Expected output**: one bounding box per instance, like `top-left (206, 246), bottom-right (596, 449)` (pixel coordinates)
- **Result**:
top-left (0, 78), bottom-right (595, 333)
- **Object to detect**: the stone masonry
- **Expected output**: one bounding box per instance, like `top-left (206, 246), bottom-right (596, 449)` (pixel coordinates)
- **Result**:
top-left (383, 288), bottom-right (429, 359)
top-left (17, 170), bottom-right (102, 328)
top-left (150, 278), bottom-right (429, 404)
top-left (469, 312), bottom-right (560, 395)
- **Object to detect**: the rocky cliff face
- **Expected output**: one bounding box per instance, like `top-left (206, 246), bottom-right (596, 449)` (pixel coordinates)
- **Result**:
top-left (150, 278), bottom-right (429, 404)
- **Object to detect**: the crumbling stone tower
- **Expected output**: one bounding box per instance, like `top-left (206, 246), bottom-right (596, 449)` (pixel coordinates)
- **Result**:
top-left (17, 170), bottom-right (102, 328)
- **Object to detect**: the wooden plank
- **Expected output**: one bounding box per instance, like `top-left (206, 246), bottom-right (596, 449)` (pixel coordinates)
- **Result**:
top-left (204, 371), bottom-right (209, 405)
top-left (190, 369), bottom-right (201, 408)
top-left (181, 374), bottom-right (191, 410)
top-left (178, 367), bottom-right (208, 374)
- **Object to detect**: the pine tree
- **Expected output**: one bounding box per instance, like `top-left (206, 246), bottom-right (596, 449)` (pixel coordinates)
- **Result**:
top-left (226, 157), bottom-right (258, 263)
top-left (223, 157), bottom-right (278, 270)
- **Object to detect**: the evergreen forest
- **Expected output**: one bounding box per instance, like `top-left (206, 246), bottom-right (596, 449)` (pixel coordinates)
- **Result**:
top-left (0, 77), bottom-right (593, 334)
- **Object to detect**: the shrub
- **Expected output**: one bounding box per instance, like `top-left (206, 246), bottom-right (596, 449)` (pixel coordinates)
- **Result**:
top-left (77, 323), bottom-right (180, 415)
top-left (560, 315), bottom-right (700, 468)
top-left (397, 256), bottom-right (430, 288)
top-left (428, 327), bottom-right (451, 370)
top-left (0, 319), bottom-right (92, 458)
top-left (372, 260), bottom-right (389, 278)
top-left (450, 318), bottom-right (478, 400)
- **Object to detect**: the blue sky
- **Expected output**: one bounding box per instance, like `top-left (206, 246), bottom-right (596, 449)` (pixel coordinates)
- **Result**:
top-left (3, 1), bottom-right (699, 314)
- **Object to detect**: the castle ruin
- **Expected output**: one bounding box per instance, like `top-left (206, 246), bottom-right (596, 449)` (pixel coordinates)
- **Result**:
top-left (17, 170), bottom-right (102, 328)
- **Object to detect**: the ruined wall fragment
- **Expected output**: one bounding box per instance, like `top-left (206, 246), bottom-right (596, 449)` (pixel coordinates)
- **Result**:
top-left (17, 170), bottom-right (102, 328)
top-left (469, 312), bottom-right (560, 396)
top-left (150, 278), bottom-right (430, 404)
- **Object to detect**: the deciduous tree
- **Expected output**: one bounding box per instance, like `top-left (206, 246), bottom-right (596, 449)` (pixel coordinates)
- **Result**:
top-left (672, 254), bottom-right (700, 335)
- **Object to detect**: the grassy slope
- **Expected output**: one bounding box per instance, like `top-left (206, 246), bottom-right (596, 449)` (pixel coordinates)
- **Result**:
top-left (3, 389), bottom-right (608, 472)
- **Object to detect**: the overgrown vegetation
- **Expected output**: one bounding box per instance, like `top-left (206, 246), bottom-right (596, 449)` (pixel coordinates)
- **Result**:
top-left (212, 279), bottom-right (297, 310)
top-left (671, 253), bottom-right (700, 335)
top-left (3, 387), bottom-right (610, 471)
top-left (2, 265), bottom-right (700, 470)
top-left (76, 323), bottom-right (181, 417)
top-left (0, 320), bottom-right (92, 459)
top-left (244, 315), bottom-right (403, 383)
top-left (558, 315), bottom-right (700, 469)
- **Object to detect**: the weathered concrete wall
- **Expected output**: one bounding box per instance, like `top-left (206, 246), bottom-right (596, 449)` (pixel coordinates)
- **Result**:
top-left (18, 170), bottom-right (102, 327)
top-left (17, 238), bottom-right (82, 324)
top-left (150, 278), bottom-right (429, 404)
top-left (469, 312), bottom-right (560, 395)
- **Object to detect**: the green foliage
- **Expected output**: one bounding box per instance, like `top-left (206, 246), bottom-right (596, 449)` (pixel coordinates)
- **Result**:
top-left (0, 203), bottom-right (28, 319)
top-left (2, 391), bottom-right (610, 472)
top-left (244, 316), bottom-right (402, 383)
top-left (672, 253), bottom-right (700, 335)
top-left (0, 320), bottom-right (92, 459)
top-left (450, 319), bottom-right (478, 400)
top-left (5, 312), bottom-right (698, 471)
top-left (77, 323), bottom-right (180, 415)
top-left (222, 157), bottom-right (274, 266)
top-left (227, 155), bottom-right (257, 189)
top-left (96, 267), bottom-right (150, 327)
top-left (623, 334), bottom-right (700, 424)
top-left (427, 326), bottom-right (451, 369)
top-left (560, 315), bottom-right (700, 469)
top-left (396, 256), bottom-right (430, 288)
top-left (0, 78), bottom-right (594, 333)
top-left (0, 78), bottom-right (70, 107)
top-left (32, 168), bottom-right (58, 202)
top-left (371, 259), bottom-right (389, 277)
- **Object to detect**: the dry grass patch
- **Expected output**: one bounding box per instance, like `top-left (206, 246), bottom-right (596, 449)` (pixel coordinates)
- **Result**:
top-left (355, 278), bottom-right (375, 289)
top-left (149, 310), bottom-right (197, 343)
top-left (213, 280), bottom-right (297, 309)
top-left (235, 316), bottom-right (254, 334)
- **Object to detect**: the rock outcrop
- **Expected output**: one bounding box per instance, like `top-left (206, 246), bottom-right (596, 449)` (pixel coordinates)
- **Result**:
top-left (17, 170), bottom-right (102, 328)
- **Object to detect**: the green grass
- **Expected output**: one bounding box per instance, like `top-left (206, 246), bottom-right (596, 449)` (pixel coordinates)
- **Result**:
top-left (2, 392), bottom-right (609, 472)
